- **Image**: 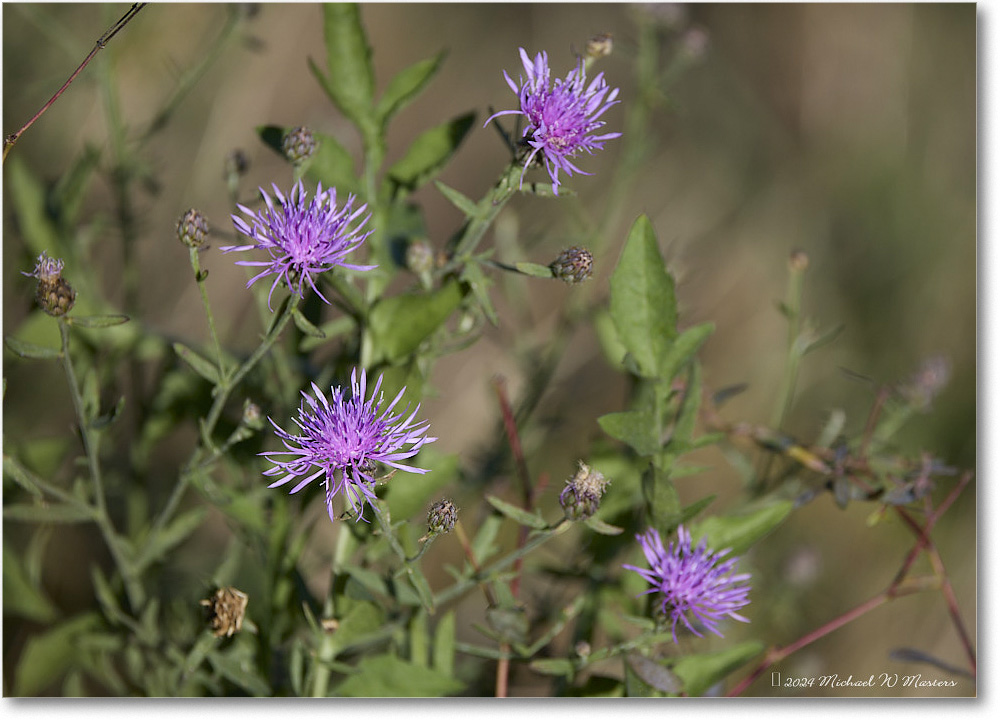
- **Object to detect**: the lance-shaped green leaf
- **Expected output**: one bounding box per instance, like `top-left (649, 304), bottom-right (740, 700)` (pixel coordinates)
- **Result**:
top-left (487, 495), bottom-right (547, 530)
top-left (3, 541), bottom-right (59, 623)
top-left (5, 156), bottom-right (60, 256)
top-left (609, 215), bottom-right (678, 378)
top-left (388, 113), bottom-right (476, 193)
top-left (598, 410), bottom-right (660, 456)
top-left (4, 502), bottom-right (96, 524)
top-left (434, 180), bottom-right (479, 218)
top-left (291, 307), bottom-right (325, 338)
top-left (317, 3), bottom-right (375, 133)
top-left (460, 260), bottom-right (498, 325)
top-left (530, 658), bottom-right (576, 677)
top-left (660, 322), bottom-right (714, 382)
top-left (65, 314), bottom-right (130, 328)
top-left (15, 612), bottom-right (101, 696)
top-left (173, 343), bottom-right (220, 384)
top-left (688, 501), bottom-right (793, 555)
top-left (368, 279), bottom-right (463, 363)
top-left (672, 641), bottom-right (764, 697)
top-left (642, 463), bottom-right (681, 538)
top-left (4, 336), bottom-right (61, 360)
top-left (584, 517), bottom-right (624, 535)
top-left (208, 647), bottom-right (272, 697)
top-left (133, 507), bottom-right (209, 573)
top-left (627, 654), bottom-right (682, 694)
top-left (432, 610), bottom-right (456, 676)
top-left (335, 653), bottom-right (465, 697)
top-left (514, 261), bottom-right (555, 279)
top-left (376, 51), bottom-right (446, 126)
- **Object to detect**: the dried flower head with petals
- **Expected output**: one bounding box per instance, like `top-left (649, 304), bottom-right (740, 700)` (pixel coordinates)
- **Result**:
top-left (559, 460), bottom-right (609, 520)
top-left (624, 526), bottom-right (752, 642)
top-left (262, 369), bottom-right (436, 521)
top-left (485, 48), bottom-right (621, 195)
top-left (222, 181), bottom-right (376, 310)
top-left (200, 586), bottom-right (249, 638)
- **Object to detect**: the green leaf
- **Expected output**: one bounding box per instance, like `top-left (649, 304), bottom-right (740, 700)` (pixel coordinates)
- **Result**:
top-left (318, 3), bottom-right (375, 132)
top-left (594, 308), bottom-right (628, 371)
top-left (65, 314), bottom-right (129, 328)
top-left (368, 279), bottom-right (463, 363)
top-left (688, 501), bottom-right (793, 555)
top-left (134, 507), bottom-right (208, 572)
top-left (387, 113), bottom-right (476, 192)
top-left (434, 180), bottom-right (479, 217)
top-left (486, 495), bottom-right (547, 530)
top-left (335, 653), bottom-right (465, 697)
top-left (660, 323), bottom-right (714, 381)
top-left (460, 260), bottom-right (498, 325)
top-left (4, 502), bottom-right (96, 523)
top-left (173, 342), bottom-right (220, 384)
top-left (627, 654), bottom-right (682, 694)
top-left (569, 675), bottom-right (624, 697)
top-left (5, 156), bottom-right (60, 257)
top-left (514, 261), bottom-right (555, 279)
top-left (384, 448), bottom-right (458, 523)
top-left (584, 517), bottom-right (624, 535)
top-left (333, 601), bottom-right (385, 652)
top-left (642, 464), bottom-right (681, 538)
top-left (670, 363), bottom-right (702, 447)
top-left (305, 131), bottom-right (361, 195)
top-left (598, 410), bottom-right (660, 456)
top-left (4, 336), bottom-right (61, 360)
top-left (3, 540), bottom-right (59, 623)
top-left (802, 323), bottom-right (845, 356)
top-left (672, 641), bottom-right (764, 697)
top-left (15, 612), bottom-right (101, 695)
top-left (299, 315), bottom-right (355, 352)
top-left (376, 52), bottom-right (446, 126)
top-left (409, 611), bottom-right (430, 666)
top-left (432, 611), bottom-right (456, 677)
top-left (52, 145), bottom-right (101, 226)
top-left (208, 646), bottom-right (272, 696)
top-left (292, 307), bottom-right (326, 338)
top-left (256, 124), bottom-right (285, 156)
top-left (530, 658), bottom-right (576, 677)
top-left (609, 215), bottom-right (678, 378)
top-left (343, 564), bottom-right (389, 599)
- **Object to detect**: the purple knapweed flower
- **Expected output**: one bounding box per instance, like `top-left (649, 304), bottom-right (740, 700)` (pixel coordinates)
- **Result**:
top-left (623, 526), bottom-right (752, 642)
top-left (485, 48), bottom-right (621, 195)
top-left (222, 181), bottom-right (376, 310)
top-left (262, 369), bottom-right (436, 521)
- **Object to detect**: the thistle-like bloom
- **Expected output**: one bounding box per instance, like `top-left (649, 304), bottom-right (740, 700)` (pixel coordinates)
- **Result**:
top-left (624, 526), bottom-right (752, 642)
top-left (485, 48), bottom-right (621, 195)
top-left (222, 181), bottom-right (376, 310)
top-left (262, 369), bottom-right (436, 521)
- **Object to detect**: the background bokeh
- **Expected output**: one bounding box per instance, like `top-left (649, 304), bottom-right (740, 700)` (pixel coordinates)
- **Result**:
top-left (3, 3), bottom-right (976, 697)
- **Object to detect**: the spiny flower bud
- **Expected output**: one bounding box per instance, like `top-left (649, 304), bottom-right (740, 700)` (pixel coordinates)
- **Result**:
top-left (586, 33), bottom-right (613, 59)
top-left (200, 586), bottom-right (249, 638)
top-left (559, 461), bottom-right (610, 521)
top-left (550, 246), bottom-right (594, 285)
top-left (282, 126), bottom-right (317, 165)
top-left (406, 239), bottom-right (435, 276)
top-left (427, 499), bottom-right (458, 535)
top-left (22, 252), bottom-right (76, 317)
top-left (177, 209), bottom-right (209, 249)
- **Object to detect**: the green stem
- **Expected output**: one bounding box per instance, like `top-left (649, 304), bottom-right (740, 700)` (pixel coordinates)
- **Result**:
top-left (189, 247), bottom-right (227, 380)
top-left (311, 521), bottom-right (358, 697)
top-left (449, 164), bottom-right (521, 262)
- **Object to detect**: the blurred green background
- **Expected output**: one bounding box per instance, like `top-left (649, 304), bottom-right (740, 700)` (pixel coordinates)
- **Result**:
top-left (3, 3), bottom-right (975, 696)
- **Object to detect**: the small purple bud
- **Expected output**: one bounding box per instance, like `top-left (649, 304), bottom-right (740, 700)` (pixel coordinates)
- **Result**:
top-left (282, 126), bottom-right (317, 165)
top-left (177, 208), bottom-right (210, 249)
top-left (550, 246), bottom-right (594, 285)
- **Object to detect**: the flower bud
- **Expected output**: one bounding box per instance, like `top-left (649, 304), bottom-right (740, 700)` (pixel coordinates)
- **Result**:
top-left (200, 586), bottom-right (249, 638)
top-left (282, 126), bottom-right (317, 165)
top-left (241, 399), bottom-right (264, 430)
top-left (679, 27), bottom-right (710, 63)
top-left (789, 249), bottom-right (809, 273)
top-left (22, 252), bottom-right (76, 317)
top-left (427, 499), bottom-right (458, 535)
top-left (559, 461), bottom-right (610, 521)
top-left (177, 209), bottom-right (210, 249)
top-left (586, 33), bottom-right (613, 59)
top-left (406, 239), bottom-right (435, 276)
top-left (550, 246), bottom-right (594, 285)
top-left (224, 149), bottom-right (249, 179)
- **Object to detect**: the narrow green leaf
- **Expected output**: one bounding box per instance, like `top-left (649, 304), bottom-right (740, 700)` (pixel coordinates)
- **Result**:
top-left (409, 611), bottom-right (430, 667)
top-left (299, 315), bottom-right (355, 352)
top-left (514, 261), bottom-right (555, 279)
top-left (672, 641), bottom-right (764, 697)
top-left (4, 336), bottom-right (61, 360)
top-left (320, 4), bottom-right (375, 131)
top-left (584, 517), bottom-right (624, 535)
top-left (688, 501), bottom-right (793, 555)
top-left (291, 307), bottom-right (326, 338)
top-left (598, 410), bottom-right (660, 456)
top-left (134, 507), bottom-right (208, 572)
top-left (343, 564), bottom-right (389, 599)
top-left (4, 502), bottom-right (96, 523)
top-left (642, 464), bottom-right (681, 538)
top-left (660, 323), bottom-right (714, 381)
top-left (15, 612), bottom-right (101, 696)
top-left (486, 495), bottom-right (547, 530)
top-left (460, 260), bottom-right (498, 325)
top-left (609, 215), bottom-right (678, 378)
top-left (387, 113), bottom-right (475, 192)
top-left (432, 611), bottom-right (456, 677)
top-left (434, 180), bottom-right (479, 217)
top-left (3, 541), bottom-right (59, 623)
top-left (3, 455), bottom-right (45, 498)
top-left (5, 156), bottom-right (60, 256)
top-left (627, 654), bottom-right (682, 694)
top-left (470, 514), bottom-right (503, 566)
top-left (377, 52), bottom-right (446, 126)
top-left (670, 363), bottom-right (702, 447)
top-left (256, 124), bottom-right (285, 156)
top-left (52, 145), bottom-right (101, 226)
top-left (802, 323), bottom-right (845, 356)
top-left (335, 653), bottom-right (464, 697)
top-left (65, 314), bottom-right (129, 328)
top-left (173, 343), bottom-right (220, 384)
top-left (208, 647), bottom-right (272, 696)
top-left (368, 279), bottom-right (463, 363)
top-left (530, 658), bottom-right (576, 677)
top-left (407, 567), bottom-right (435, 612)
top-left (594, 308), bottom-right (628, 371)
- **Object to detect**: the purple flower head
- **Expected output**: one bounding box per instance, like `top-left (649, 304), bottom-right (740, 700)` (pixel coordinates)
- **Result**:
top-left (222, 181), bottom-right (376, 310)
top-left (262, 369), bottom-right (436, 521)
top-left (623, 526), bottom-right (752, 642)
top-left (485, 48), bottom-right (621, 195)
top-left (22, 251), bottom-right (65, 284)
